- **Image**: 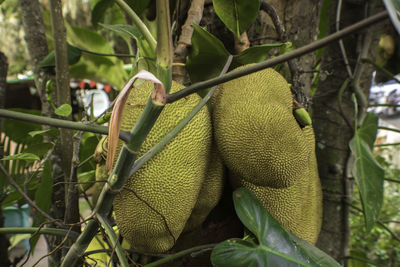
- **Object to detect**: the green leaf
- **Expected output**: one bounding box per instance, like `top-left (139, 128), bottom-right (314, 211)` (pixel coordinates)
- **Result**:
top-left (67, 24), bottom-right (128, 88)
top-left (357, 112), bottom-right (378, 149)
top-left (39, 43), bottom-right (82, 67)
top-left (1, 153), bottom-right (40, 162)
top-left (213, 0), bottom-right (260, 36)
top-left (211, 188), bottom-right (341, 267)
top-left (78, 170), bottom-right (96, 192)
top-left (91, 0), bottom-right (114, 27)
top-left (100, 23), bottom-right (156, 73)
top-left (79, 133), bottom-right (99, 172)
top-left (349, 134), bottom-right (384, 232)
top-left (34, 160), bottom-right (53, 222)
top-left (24, 143), bottom-right (54, 159)
top-left (231, 44), bottom-right (284, 69)
top-left (186, 24), bottom-right (230, 85)
top-left (28, 129), bottom-right (60, 139)
top-left (126, 0), bottom-right (151, 15)
top-left (54, 104), bottom-right (72, 117)
top-left (3, 109), bottom-right (42, 144)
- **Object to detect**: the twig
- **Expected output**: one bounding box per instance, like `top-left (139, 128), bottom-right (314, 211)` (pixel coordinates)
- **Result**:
top-left (173, 0), bottom-right (205, 83)
top-left (114, 0), bottom-right (157, 53)
top-left (166, 11), bottom-right (389, 103)
top-left (64, 131), bottom-right (84, 234)
top-left (97, 214), bottom-right (130, 267)
top-left (260, 1), bottom-right (304, 106)
top-left (336, 0), bottom-right (353, 78)
top-left (0, 227), bottom-right (79, 240)
top-left (0, 162), bottom-right (60, 226)
top-left (361, 58), bottom-right (400, 84)
top-left (143, 244), bottom-right (217, 267)
top-left (0, 109), bottom-right (130, 142)
top-left (378, 126), bottom-right (400, 134)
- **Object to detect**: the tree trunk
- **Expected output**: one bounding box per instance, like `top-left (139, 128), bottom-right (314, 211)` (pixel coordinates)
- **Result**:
top-left (0, 51), bottom-right (11, 267)
top-left (312, 0), bottom-right (387, 263)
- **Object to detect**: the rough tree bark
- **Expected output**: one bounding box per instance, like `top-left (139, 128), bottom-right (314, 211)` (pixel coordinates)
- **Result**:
top-left (0, 51), bottom-right (11, 267)
top-left (312, 0), bottom-right (387, 263)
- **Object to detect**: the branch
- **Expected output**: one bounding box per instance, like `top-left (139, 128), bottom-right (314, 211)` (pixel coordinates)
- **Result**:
top-left (0, 227), bottom-right (79, 240)
top-left (173, 0), bottom-right (205, 83)
top-left (0, 109), bottom-right (130, 142)
top-left (49, 0), bottom-right (73, 179)
top-left (166, 10), bottom-right (389, 103)
top-left (144, 244), bottom-right (216, 267)
top-left (0, 163), bottom-right (60, 226)
top-left (260, 1), bottom-right (304, 106)
top-left (97, 214), bottom-right (129, 267)
top-left (114, 0), bottom-right (157, 53)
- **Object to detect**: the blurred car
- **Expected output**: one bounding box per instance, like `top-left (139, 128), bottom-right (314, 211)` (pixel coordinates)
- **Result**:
top-left (368, 72), bottom-right (400, 117)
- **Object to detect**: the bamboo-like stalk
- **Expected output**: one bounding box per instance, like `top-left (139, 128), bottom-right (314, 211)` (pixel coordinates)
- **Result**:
top-left (97, 214), bottom-right (129, 267)
top-left (0, 109), bottom-right (130, 142)
top-left (61, 2), bottom-right (174, 266)
top-left (114, 0), bottom-right (157, 53)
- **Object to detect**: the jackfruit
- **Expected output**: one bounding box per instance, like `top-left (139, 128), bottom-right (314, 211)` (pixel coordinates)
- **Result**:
top-left (212, 67), bottom-right (310, 188)
top-left (183, 147), bottom-right (225, 232)
top-left (212, 66), bottom-right (322, 243)
top-left (98, 81), bottom-right (213, 253)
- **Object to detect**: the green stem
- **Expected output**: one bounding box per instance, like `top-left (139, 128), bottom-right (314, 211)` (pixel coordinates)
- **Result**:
top-left (97, 214), bottom-right (129, 267)
top-left (166, 10), bottom-right (389, 103)
top-left (375, 142), bottom-right (400, 147)
top-left (144, 244), bottom-right (216, 267)
top-left (369, 103), bottom-right (400, 108)
top-left (114, 0), bottom-right (157, 53)
top-left (79, 47), bottom-right (136, 58)
top-left (0, 227), bottom-right (79, 240)
top-left (131, 56), bottom-right (233, 176)
top-left (378, 126), bottom-right (400, 134)
top-left (0, 109), bottom-right (130, 142)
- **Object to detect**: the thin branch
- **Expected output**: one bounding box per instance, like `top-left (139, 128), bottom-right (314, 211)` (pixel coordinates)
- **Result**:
top-left (79, 48), bottom-right (136, 57)
top-left (260, 1), bottom-right (305, 106)
top-left (143, 244), bottom-right (217, 267)
top-left (0, 162), bottom-right (60, 226)
top-left (361, 58), bottom-right (400, 84)
top-left (166, 11), bottom-right (389, 103)
top-left (0, 227), bottom-right (79, 240)
top-left (96, 214), bottom-right (129, 267)
top-left (378, 126), bottom-right (400, 134)
top-left (336, 0), bottom-right (353, 78)
top-left (173, 0), bottom-right (205, 83)
top-left (0, 109), bottom-right (130, 142)
top-left (114, 0), bottom-right (157, 53)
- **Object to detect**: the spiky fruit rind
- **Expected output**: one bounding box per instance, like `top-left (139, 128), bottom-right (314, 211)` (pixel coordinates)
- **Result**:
top-left (212, 67), bottom-right (309, 188)
top-left (112, 81), bottom-right (212, 253)
top-left (230, 126), bottom-right (322, 244)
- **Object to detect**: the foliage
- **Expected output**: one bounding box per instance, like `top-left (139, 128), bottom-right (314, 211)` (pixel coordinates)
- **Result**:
top-left (0, 0), bottom-right (395, 266)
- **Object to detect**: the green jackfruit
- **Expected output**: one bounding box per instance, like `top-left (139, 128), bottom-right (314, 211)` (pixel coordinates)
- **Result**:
top-left (212, 67), bottom-right (310, 188)
top-left (102, 81), bottom-right (213, 253)
top-left (212, 66), bottom-right (322, 243)
top-left (183, 147), bottom-right (225, 232)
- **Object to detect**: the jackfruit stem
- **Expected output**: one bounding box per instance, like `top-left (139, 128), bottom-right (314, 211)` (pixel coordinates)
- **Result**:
top-left (97, 214), bottom-right (129, 267)
top-left (114, 0), bottom-right (157, 53)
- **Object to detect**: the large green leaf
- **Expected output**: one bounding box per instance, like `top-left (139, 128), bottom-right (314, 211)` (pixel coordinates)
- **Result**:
top-left (213, 0), bottom-right (260, 36)
top-left (211, 188), bottom-right (341, 267)
top-left (100, 23), bottom-right (156, 73)
top-left (34, 160), bottom-right (53, 222)
top-left (3, 109), bottom-right (42, 145)
top-left (186, 24), bottom-right (230, 86)
top-left (357, 112), bottom-right (378, 149)
top-left (66, 24), bottom-right (128, 88)
top-left (349, 131), bottom-right (384, 232)
top-left (231, 44), bottom-right (284, 69)
top-left (39, 43), bottom-right (82, 68)
top-left (91, 0), bottom-right (114, 27)
top-left (24, 143), bottom-right (54, 159)
top-left (1, 153), bottom-right (40, 162)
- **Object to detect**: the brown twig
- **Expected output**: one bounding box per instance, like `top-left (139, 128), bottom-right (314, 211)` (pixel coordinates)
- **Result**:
top-left (173, 0), bottom-right (205, 83)
top-left (260, 1), bottom-right (306, 107)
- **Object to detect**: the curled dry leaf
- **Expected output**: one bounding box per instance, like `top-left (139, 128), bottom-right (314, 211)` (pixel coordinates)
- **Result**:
top-left (106, 70), bottom-right (166, 173)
